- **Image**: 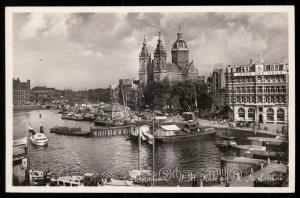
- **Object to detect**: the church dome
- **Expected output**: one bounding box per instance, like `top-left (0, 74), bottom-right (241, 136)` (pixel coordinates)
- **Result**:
top-left (172, 27), bottom-right (188, 50)
top-left (173, 39), bottom-right (188, 49)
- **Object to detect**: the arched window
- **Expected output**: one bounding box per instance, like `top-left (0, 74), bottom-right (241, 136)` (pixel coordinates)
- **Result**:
top-left (277, 108), bottom-right (285, 121)
top-left (238, 108), bottom-right (245, 119)
top-left (267, 108), bottom-right (274, 121)
top-left (248, 108), bottom-right (255, 120)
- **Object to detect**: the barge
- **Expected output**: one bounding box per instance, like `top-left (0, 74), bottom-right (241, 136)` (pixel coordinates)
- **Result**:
top-left (50, 126), bottom-right (91, 137)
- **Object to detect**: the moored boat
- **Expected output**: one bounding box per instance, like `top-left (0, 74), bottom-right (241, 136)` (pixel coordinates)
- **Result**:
top-left (28, 126), bottom-right (48, 146)
top-left (153, 124), bottom-right (216, 143)
top-left (216, 135), bottom-right (237, 149)
top-left (50, 126), bottom-right (91, 137)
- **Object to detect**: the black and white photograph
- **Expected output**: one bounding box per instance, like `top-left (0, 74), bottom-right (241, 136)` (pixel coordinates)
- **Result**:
top-left (5, 6), bottom-right (295, 193)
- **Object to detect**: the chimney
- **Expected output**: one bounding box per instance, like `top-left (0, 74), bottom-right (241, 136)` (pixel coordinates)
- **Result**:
top-left (250, 59), bottom-right (253, 65)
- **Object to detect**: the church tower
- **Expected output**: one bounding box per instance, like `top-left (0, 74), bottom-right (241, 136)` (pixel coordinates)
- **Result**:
top-left (139, 36), bottom-right (151, 86)
top-left (171, 26), bottom-right (189, 69)
top-left (153, 32), bottom-right (167, 82)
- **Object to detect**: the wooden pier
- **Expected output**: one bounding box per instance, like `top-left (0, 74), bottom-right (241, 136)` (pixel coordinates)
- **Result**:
top-left (90, 124), bottom-right (135, 137)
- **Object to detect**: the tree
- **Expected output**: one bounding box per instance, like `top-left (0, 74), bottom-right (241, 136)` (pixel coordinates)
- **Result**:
top-left (143, 80), bottom-right (212, 113)
top-left (143, 81), bottom-right (172, 110)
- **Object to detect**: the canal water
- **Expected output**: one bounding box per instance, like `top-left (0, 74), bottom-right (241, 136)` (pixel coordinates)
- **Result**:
top-left (13, 110), bottom-right (224, 179)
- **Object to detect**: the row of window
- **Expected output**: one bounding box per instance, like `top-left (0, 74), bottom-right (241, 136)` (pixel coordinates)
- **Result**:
top-left (238, 108), bottom-right (285, 121)
top-left (228, 86), bottom-right (287, 94)
top-left (227, 75), bottom-right (286, 83)
top-left (227, 64), bottom-right (287, 73)
top-left (264, 64), bottom-right (286, 71)
top-left (260, 75), bottom-right (287, 83)
top-left (229, 96), bottom-right (287, 104)
top-left (234, 66), bottom-right (255, 73)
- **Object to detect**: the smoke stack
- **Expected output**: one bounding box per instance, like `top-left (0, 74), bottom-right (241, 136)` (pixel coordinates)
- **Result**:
top-left (250, 59), bottom-right (253, 65)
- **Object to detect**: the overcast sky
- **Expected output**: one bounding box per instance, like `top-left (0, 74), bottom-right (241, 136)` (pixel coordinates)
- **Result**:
top-left (13, 12), bottom-right (288, 90)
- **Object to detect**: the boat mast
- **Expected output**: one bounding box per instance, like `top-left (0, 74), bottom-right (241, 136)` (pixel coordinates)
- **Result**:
top-left (152, 112), bottom-right (155, 186)
top-left (121, 85), bottom-right (126, 107)
top-left (138, 119), bottom-right (141, 171)
top-left (194, 83), bottom-right (199, 122)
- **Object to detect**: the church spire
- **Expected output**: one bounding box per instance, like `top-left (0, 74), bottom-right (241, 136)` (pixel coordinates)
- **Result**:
top-left (155, 31), bottom-right (166, 53)
top-left (140, 35), bottom-right (149, 56)
top-left (177, 25), bottom-right (182, 40)
top-left (158, 31), bottom-right (161, 42)
top-left (143, 35), bottom-right (147, 46)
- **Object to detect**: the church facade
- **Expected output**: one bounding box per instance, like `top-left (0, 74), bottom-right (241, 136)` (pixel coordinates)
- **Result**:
top-left (139, 29), bottom-right (199, 86)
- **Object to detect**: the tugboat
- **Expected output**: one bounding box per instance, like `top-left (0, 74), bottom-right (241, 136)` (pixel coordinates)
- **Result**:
top-left (28, 126), bottom-right (48, 146)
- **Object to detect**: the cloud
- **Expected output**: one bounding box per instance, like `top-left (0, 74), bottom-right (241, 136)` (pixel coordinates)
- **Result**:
top-left (13, 12), bottom-right (289, 89)
top-left (18, 13), bottom-right (68, 40)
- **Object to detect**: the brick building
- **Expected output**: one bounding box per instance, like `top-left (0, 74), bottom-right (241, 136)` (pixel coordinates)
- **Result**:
top-left (13, 78), bottom-right (31, 105)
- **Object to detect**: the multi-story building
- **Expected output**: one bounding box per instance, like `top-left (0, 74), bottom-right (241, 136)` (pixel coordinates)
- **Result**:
top-left (119, 79), bottom-right (140, 110)
top-left (109, 84), bottom-right (120, 104)
top-left (13, 78), bottom-right (31, 105)
top-left (225, 58), bottom-right (288, 124)
top-left (211, 68), bottom-right (226, 111)
top-left (31, 86), bottom-right (55, 103)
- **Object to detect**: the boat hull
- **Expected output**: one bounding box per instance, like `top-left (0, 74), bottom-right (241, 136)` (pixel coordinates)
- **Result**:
top-left (154, 130), bottom-right (216, 143)
top-left (50, 130), bottom-right (91, 137)
top-left (128, 134), bottom-right (148, 142)
top-left (30, 137), bottom-right (48, 146)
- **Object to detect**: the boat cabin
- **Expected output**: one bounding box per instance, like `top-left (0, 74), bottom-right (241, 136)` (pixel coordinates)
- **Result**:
top-left (216, 135), bottom-right (237, 147)
top-left (155, 124), bottom-right (181, 137)
top-left (182, 112), bottom-right (196, 122)
top-left (247, 137), bottom-right (285, 147)
top-left (231, 145), bottom-right (267, 158)
top-left (55, 176), bottom-right (84, 186)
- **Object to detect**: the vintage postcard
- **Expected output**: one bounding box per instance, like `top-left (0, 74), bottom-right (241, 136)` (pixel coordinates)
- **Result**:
top-left (5, 6), bottom-right (295, 193)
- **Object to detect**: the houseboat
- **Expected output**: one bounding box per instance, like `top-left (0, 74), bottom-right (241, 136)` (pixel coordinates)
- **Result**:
top-left (247, 136), bottom-right (286, 148)
top-left (154, 124), bottom-right (216, 143)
